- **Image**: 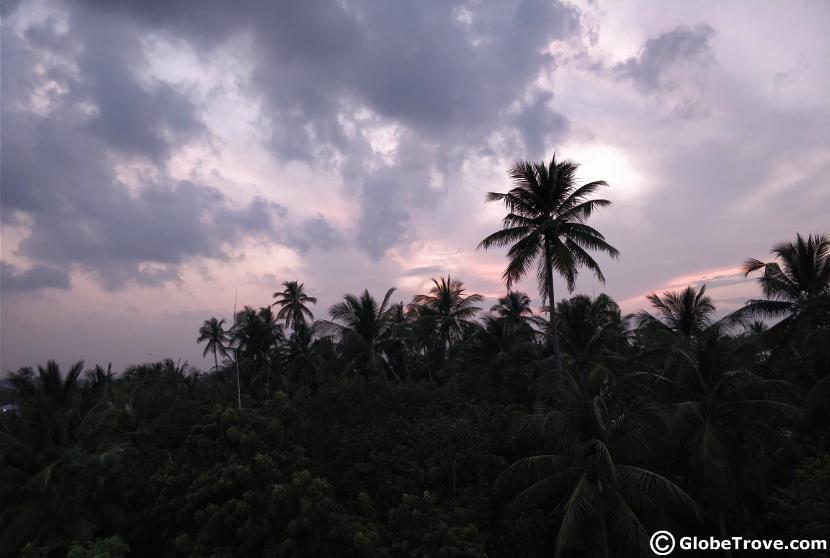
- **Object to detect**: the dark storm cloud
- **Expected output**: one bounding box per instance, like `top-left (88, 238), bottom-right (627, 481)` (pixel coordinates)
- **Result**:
top-left (0, 0), bottom-right (23, 16)
top-left (615, 24), bottom-right (715, 93)
top-left (348, 133), bottom-right (448, 260)
top-left (2, 78), bottom-right (285, 291)
top-left (0, 262), bottom-right (71, 295)
top-left (511, 92), bottom-right (570, 161)
top-left (285, 215), bottom-right (343, 252)
top-left (212, 196), bottom-right (287, 241)
top-left (5, 6), bottom-right (204, 161)
top-left (245, 0), bottom-right (580, 256)
top-left (80, 33), bottom-right (204, 162)
top-left (64, 0), bottom-right (581, 258)
top-left (3, 102), bottom-right (287, 289)
top-left (356, 177), bottom-right (414, 260)
top-left (0, 4), bottom-right (284, 292)
top-left (3, 0), bottom-right (583, 288)
top-left (86, 0), bottom-right (578, 134)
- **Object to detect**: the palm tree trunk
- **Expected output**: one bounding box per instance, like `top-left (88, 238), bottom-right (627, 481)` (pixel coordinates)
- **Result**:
top-left (545, 241), bottom-right (563, 368)
top-left (213, 347), bottom-right (219, 373)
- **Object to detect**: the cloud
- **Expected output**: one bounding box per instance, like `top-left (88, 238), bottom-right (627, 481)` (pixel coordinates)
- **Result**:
top-left (1, 261), bottom-right (71, 295)
top-left (1, 105), bottom-right (287, 290)
top-left (1, 0), bottom-right (586, 276)
top-left (615, 24), bottom-right (715, 93)
top-left (57, 0), bottom-right (582, 259)
top-left (0, 5), bottom-right (292, 292)
top-left (1, 55), bottom-right (288, 291)
top-left (511, 91), bottom-right (570, 160)
top-left (402, 266), bottom-right (445, 277)
top-left (773, 55), bottom-right (809, 88)
top-left (250, 0), bottom-right (580, 138)
top-left (248, 0), bottom-right (581, 258)
top-left (284, 215), bottom-right (343, 252)
top-left (9, 6), bottom-right (204, 161)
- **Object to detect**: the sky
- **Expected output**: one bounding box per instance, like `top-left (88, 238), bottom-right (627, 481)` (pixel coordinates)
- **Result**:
top-left (1, 0), bottom-right (829, 373)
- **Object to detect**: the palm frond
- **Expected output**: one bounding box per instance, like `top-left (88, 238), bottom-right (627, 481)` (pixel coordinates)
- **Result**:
top-left (553, 474), bottom-right (599, 558)
top-left (617, 465), bottom-right (701, 521)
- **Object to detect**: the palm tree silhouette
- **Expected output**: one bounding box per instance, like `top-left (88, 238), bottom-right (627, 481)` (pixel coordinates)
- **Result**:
top-left (490, 291), bottom-right (542, 332)
top-left (229, 306), bottom-right (284, 397)
top-left (653, 323), bottom-right (799, 543)
top-left (325, 288), bottom-right (397, 380)
top-left (478, 155), bottom-right (619, 368)
top-left (633, 285), bottom-right (715, 337)
top-left (497, 364), bottom-right (699, 557)
top-left (463, 315), bottom-right (540, 402)
top-left (556, 293), bottom-right (625, 370)
top-left (734, 233), bottom-right (830, 330)
top-left (1, 361), bottom-right (121, 554)
top-left (383, 302), bottom-right (416, 381)
top-left (197, 317), bottom-right (229, 372)
top-left (411, 276), bottom-right (483, 395)
top-left (272, 280), bottom-right (318, 331)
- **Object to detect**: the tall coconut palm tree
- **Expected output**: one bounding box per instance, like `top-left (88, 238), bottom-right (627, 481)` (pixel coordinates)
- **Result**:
top-left (272, 280), bottom-right (318, 331)
top-left (497, 364), bottom-right (699, 557)
top-left (557, 293), bottom-right (625, 370)
top-left (653, 324), bottom-right (800, 543)
top-left (478, 154), bottom-right (619, 368)
top-left (463, 315), bottom-right (540, 402)
top-left (733, 233), bottom-right (830, 330)
top-left (197, 317), bottom-right (229, 372)
top-left (0, 361), bottom-right (121, 555)
top-left (383, 302), bottom-right (416, 381)
top-left (231, 306), bottom-right (260, 362)
top-left (406, 303), bottom-right (439, 383)
top-left (410, 276), bottom-right (483, 395)
top-left (232, 307), bottom-right (282, 360)
top-left (325, 288), bottom-right (397, 380)
top-left (256, 306), bottom-right (284, 398)
top-left (490, 291), bottom-right (543, 334)
top-left (632, 285), bottom-right (715, 337)
top-left (497, 440), bottom-right (699, 558)
top-left (230, 307), bottom-right (284, 396)
top-left (5, 361), bottom-right (86, 449)
top-left (491, 291), bottom-right (533, 321)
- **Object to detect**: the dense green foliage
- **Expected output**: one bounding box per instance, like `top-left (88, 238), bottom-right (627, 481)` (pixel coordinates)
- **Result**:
top-left (2, 178), bottom-right (828, 558)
